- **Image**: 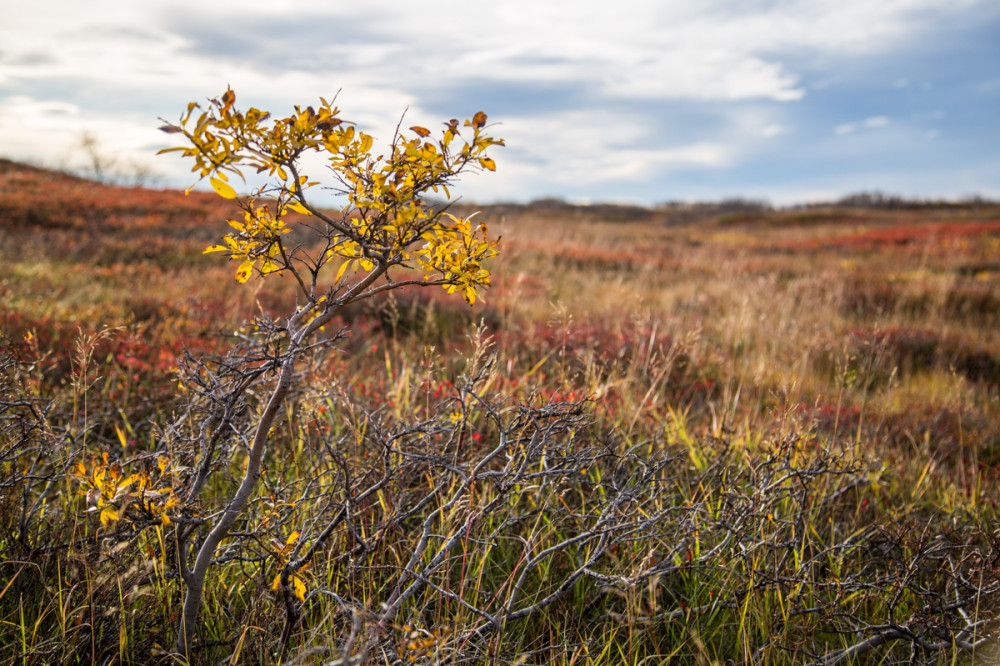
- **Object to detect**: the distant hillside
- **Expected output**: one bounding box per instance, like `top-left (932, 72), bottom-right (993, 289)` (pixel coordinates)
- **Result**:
top-left (2, 158), bottom-right (997, 237)
top-left (0, 158), bottom-right (232, 237)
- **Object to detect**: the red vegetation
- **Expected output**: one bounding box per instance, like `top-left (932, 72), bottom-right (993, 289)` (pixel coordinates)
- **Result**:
top-left (774, 219), bottom-right (1000, 252)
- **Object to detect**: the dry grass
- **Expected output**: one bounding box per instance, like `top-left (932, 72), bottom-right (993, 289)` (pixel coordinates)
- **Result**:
top-left (2, 161), bottom-right (1000, 664)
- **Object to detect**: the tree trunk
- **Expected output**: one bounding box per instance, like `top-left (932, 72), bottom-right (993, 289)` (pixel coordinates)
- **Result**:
top-left (175, 355), bottom-right (296, 655)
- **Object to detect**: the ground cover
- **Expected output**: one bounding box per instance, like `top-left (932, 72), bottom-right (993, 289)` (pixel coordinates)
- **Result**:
top-left (2, 160), bottom-right (999, 664)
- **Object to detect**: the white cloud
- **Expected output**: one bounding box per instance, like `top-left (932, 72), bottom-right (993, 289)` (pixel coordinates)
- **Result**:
top-left (0, 95), bottom-right (165, 177)
top-left (7, 0), bottom-right (974, 109)
top-left (977, 78), bottom-right (1000, 93)
top-left (442, 108), bottom-right (736, 202)
top-left (1, 0), bottom-right (997, 203)
top-left (600, 49), bottom-right (804, 102)
top-left (834, 116), bottom-right (890, 136)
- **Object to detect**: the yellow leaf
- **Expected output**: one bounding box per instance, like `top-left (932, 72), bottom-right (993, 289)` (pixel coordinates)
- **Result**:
top-left (100, 505), bottom-right (121, 526)
top-left (335, 260), bottom-right (350, 283)
top-left (292, 576), bottom-right (307, 601)
top-left (235, 259), bottom-right (255, 283)
top-left (119, 473), bottom-right (141, 490)
top-left (285, 200), bottom-right (311, 215)
top-left (286, 531), bottom-right (300, 547)
top-left (409, 126), bottom-right (430, 138)
top-left (271, 573), bottom-right (282, 591)
top-left (210, 176), bottom-right (237, 199)
top-left (472, 111), bottom-right (487, 129)
top-left (204, 245), bottom-right (229, 254)
top-left (478, 157), bottom-right (496, 172)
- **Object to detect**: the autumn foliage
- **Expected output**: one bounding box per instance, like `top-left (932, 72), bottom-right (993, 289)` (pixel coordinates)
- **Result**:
top-left (159, 90), bottom-right (500, 303)
top-left (3, 103), bottom-right (1000, 665)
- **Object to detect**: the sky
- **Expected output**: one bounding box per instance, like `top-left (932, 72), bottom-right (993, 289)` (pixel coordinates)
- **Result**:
top-left (2, 0), bottom-right (998, 206)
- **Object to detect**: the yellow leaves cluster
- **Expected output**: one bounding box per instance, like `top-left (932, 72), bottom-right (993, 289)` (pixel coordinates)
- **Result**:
top-left (270, 531), bottom-right (309, 601)
top-left (330, 237), bottom-right (376, 284)
top-left (160, 89), bottom-right (502, 304)
top-left (73, 452), bottom-right (180, 527)
top-left (397, 623), bottom-right (452, 663)
top-left (416, 214), bottom-right (499, 305)
top-left (204, 204), bottom-right (293, 283)
top-left (158, 89), bottom-right (340, 185)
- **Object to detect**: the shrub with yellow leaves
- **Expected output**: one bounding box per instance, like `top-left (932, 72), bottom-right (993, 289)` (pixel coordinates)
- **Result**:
top-left (73, 452), bottom-right (180, 527)
top-left (158, 88), bottom-right (501, 303)
top-left (152, 89), bottom-right (503, 655)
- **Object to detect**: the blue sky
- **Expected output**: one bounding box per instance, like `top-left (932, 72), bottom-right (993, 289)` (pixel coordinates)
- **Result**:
top-left (2, 0), bottom-right (998, 206)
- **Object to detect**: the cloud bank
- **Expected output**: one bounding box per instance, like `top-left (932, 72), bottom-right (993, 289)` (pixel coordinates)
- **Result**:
top-left (2, 0), bottom-right (998, 204)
